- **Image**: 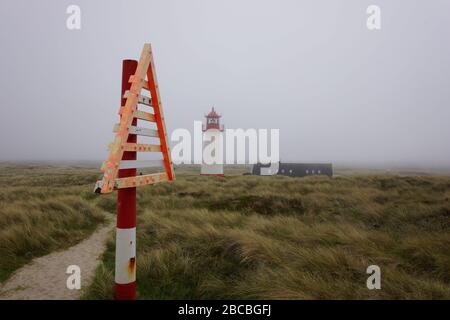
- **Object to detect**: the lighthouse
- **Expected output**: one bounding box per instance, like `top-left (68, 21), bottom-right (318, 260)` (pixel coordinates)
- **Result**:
top-left (201, 107), bottom-right (224, 176)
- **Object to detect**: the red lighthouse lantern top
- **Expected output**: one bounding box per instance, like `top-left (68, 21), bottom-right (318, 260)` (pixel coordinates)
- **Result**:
top-left (204, 107), bottom-right (223, 131)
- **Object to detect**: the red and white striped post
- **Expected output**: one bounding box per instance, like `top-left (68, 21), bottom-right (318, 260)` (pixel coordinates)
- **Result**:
top-left (115, 59), bottom-right (138, 300)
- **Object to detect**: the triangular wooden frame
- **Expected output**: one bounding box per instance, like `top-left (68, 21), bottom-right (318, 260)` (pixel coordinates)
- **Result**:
top-left (95, 43), bottom-right (175, 194)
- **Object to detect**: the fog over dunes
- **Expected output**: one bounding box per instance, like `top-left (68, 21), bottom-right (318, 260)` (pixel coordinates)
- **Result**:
top-left (0, 0), bottom-right (449, 168)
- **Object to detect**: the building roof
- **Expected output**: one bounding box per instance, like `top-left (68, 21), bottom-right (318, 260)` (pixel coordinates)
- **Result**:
top-left (279, 163), bottom-right (332, 169)
top-left (206, 107), bottom-right (221, 118)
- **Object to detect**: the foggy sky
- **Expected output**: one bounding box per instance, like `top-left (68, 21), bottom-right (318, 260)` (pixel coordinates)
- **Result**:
top-left (0, 0), bottom-right (449, 168)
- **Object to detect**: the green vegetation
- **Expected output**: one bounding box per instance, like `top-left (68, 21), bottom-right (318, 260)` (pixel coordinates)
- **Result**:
top-left (1, 163), bottom-right (448, 299)
top-left (0, 164), bottom-right (107, 282)
top-left (84, 172), bottom-right (450, 299)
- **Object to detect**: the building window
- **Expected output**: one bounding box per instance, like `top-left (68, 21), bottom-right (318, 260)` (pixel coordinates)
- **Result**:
top-left (289, 169), bottom-right (293, 174)
top-left (318, 170), bottom-right (321, 174)
top-left (281, 169), bottom-right (284, 173)
top-left (306, 170), bottom-right (309, 174)
top-left (312, 170), bottom-right (315, 174)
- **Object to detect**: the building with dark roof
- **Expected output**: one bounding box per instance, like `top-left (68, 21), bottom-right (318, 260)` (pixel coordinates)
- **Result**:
top-left (251, 162), bottom-right (333, 177)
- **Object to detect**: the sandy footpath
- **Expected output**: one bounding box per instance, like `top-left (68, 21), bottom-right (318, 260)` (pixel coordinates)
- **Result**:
top-left (0, 220), bottom-right (114, 300)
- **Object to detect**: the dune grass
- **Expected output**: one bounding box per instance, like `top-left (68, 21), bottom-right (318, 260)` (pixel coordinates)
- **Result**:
top-left (1, 163), bottom-right (448, 298)
top-left (84, 173), bottom-right (450, 299)
top-left (0, 164), bottom-right (108, 283)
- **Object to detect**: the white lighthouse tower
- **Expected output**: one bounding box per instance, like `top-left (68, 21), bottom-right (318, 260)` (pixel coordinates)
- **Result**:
top-left (201, 107), bottom-right (224, 176)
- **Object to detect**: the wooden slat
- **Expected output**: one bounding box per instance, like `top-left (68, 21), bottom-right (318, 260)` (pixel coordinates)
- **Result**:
top-left (123, 90), bottom-right (152, 106)
top-left (119, 160), bottom-right (165, 169)
top-left (115, 172), bottom-right (168, 189)
top-left (113, 124), bottom-right (159, 137)
top-left (119, 108), bottom-right (156, 122)
top-left (121, 143), bottom-right (161, 152)
top-left (118, 108), bottom-right (156, 122)
top-left (95, 172), bottom-right (169, 192)
top-left (135, 110), bottom-right (155, 122)
top-left (129, 75), bottom-right (150, 91)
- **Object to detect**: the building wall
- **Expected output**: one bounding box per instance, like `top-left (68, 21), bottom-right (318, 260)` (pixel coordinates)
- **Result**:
top-left (201, 163), bottom-right (224, 175)
top-left (251, 162), bottom-right (279, 175)
top-left (201, 129), bottom-right (224, 175)
top-left (278, 163), bottom-right (333, 177)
